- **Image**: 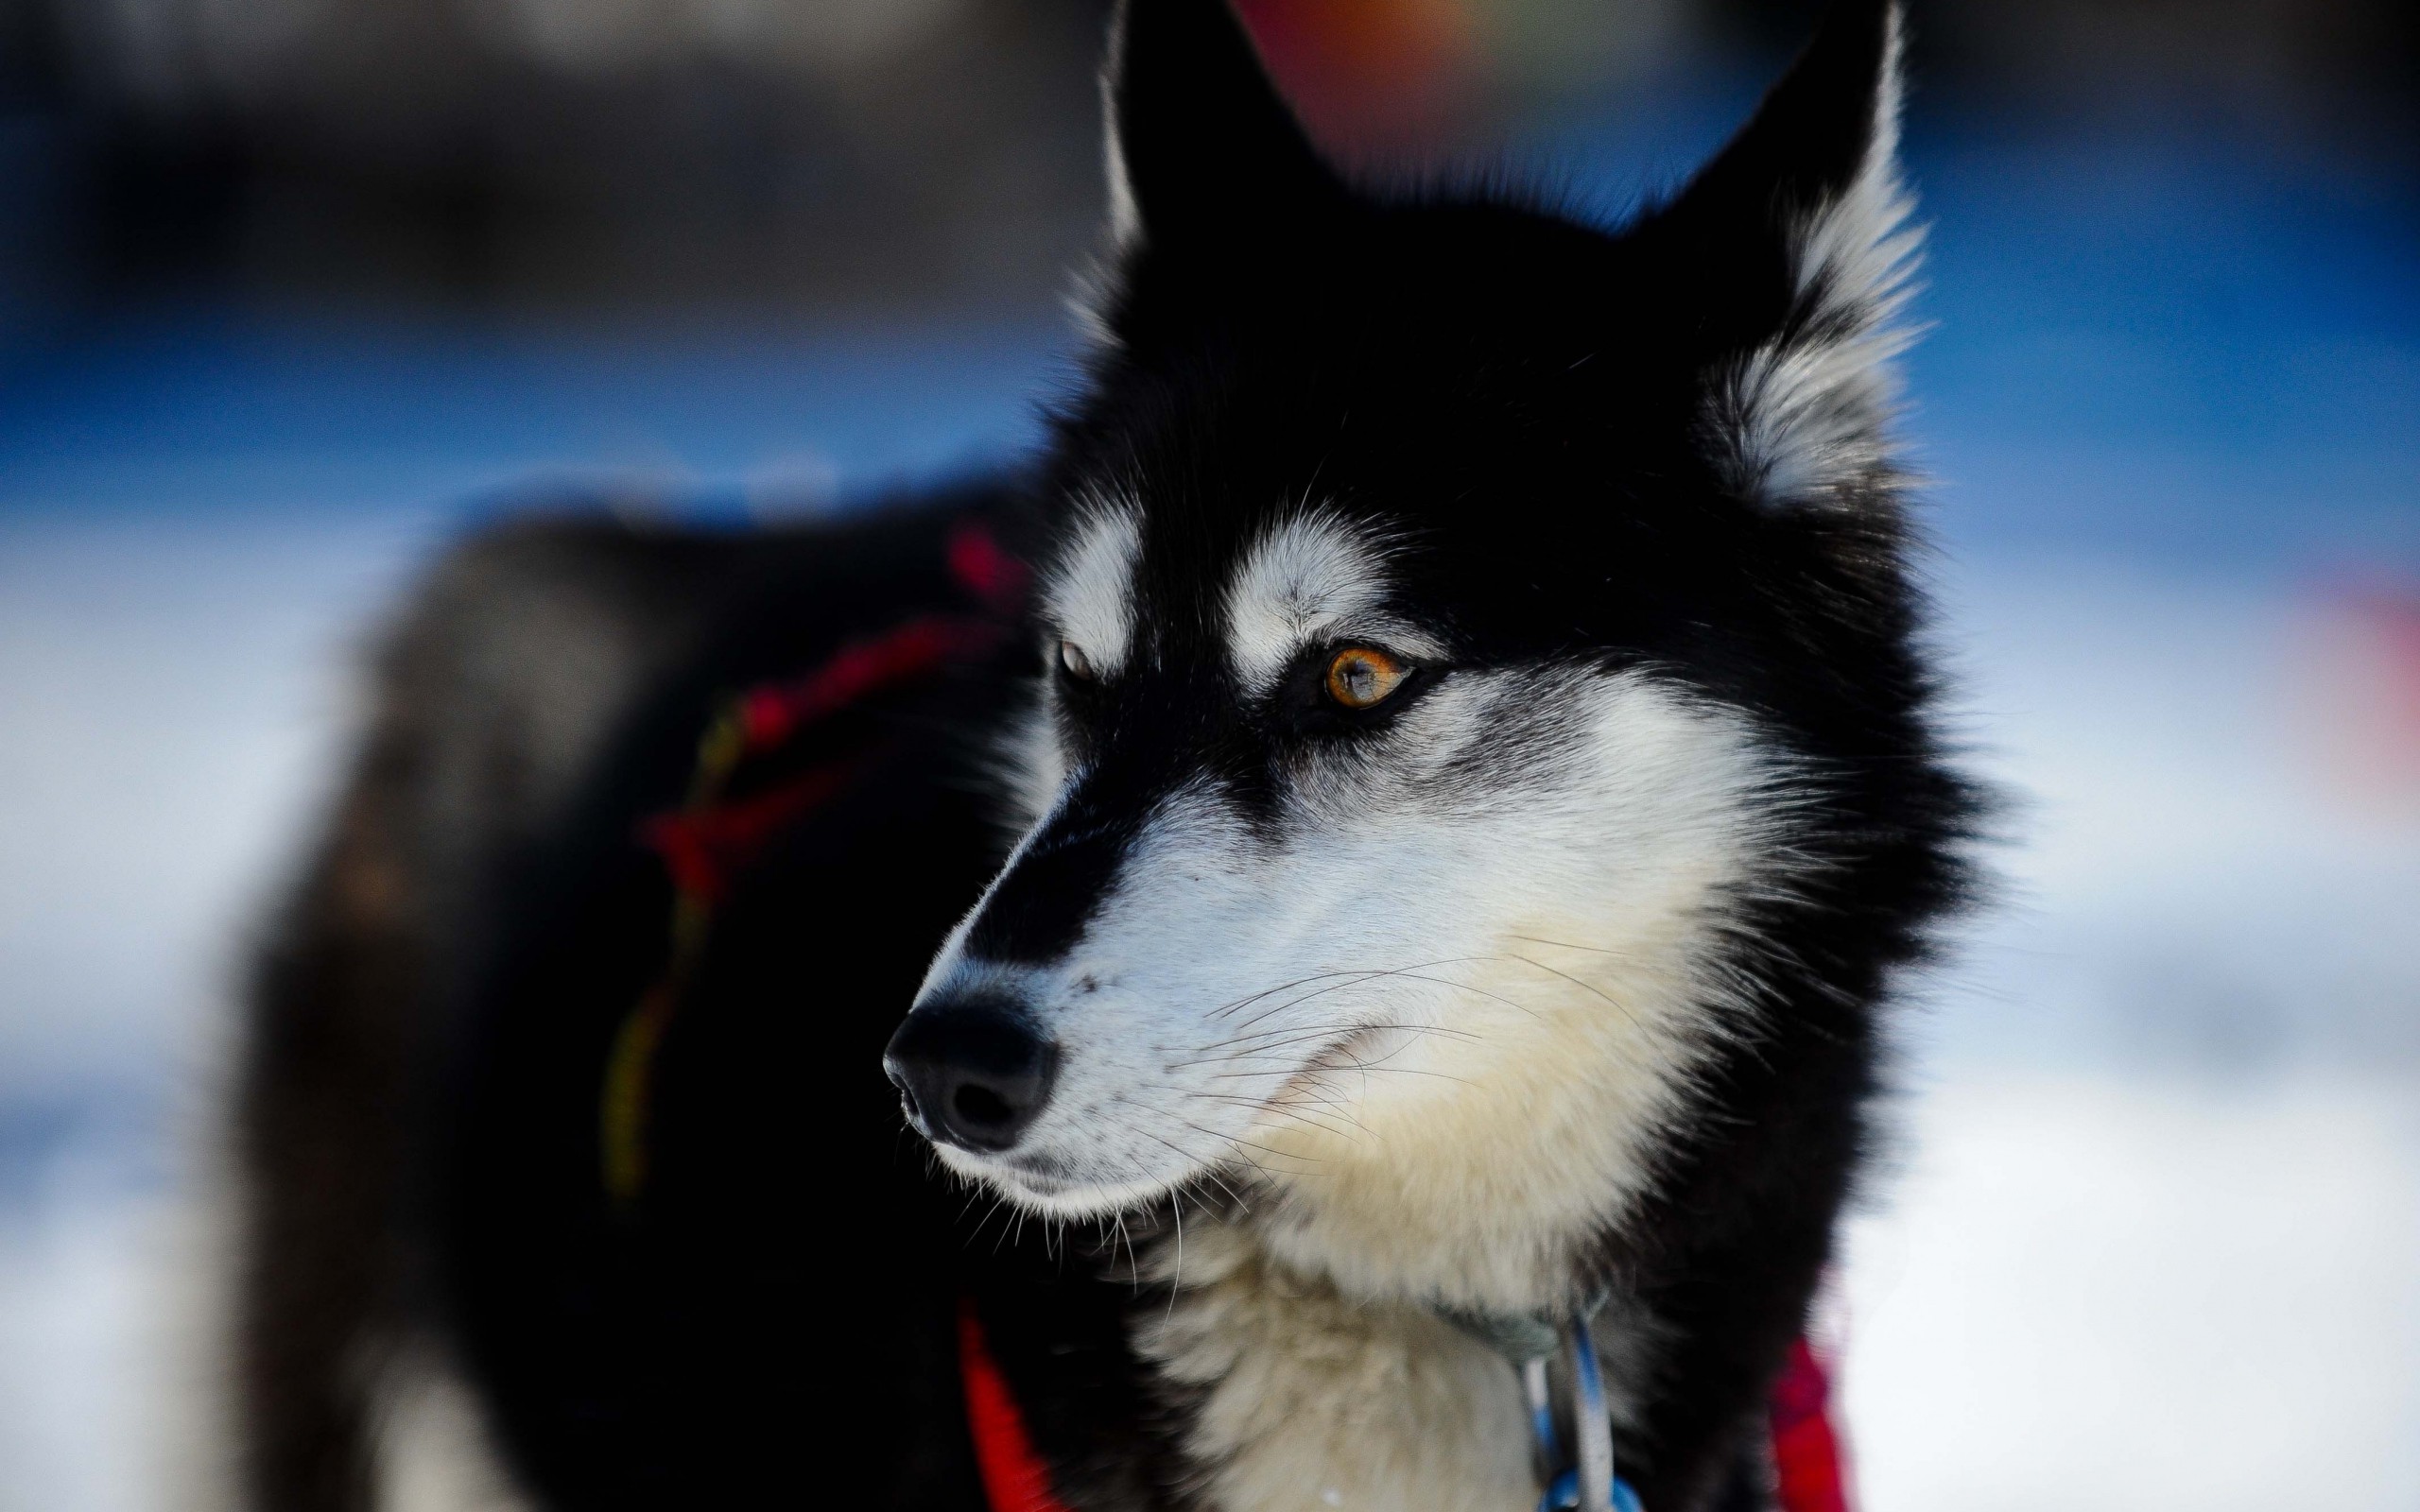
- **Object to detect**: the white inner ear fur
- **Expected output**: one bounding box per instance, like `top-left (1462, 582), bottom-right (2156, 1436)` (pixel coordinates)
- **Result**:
top-left (1064, 43), bottom-right (1140, 351)
top-left (1101, 70), bottom-right (1142, 251)
top-left (1043, 498), bottom-right (1143, 678)
top-left (1709, 9), bottom-right (1922, 509)
top-left (1223, 509), bottom-right (1441, 696)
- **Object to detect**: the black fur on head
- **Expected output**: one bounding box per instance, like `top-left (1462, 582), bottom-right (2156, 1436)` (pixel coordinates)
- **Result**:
top-left (1072, 0), bottom-right (1923, 640)
top-left (1048, 0), bottom-right (1951, 866)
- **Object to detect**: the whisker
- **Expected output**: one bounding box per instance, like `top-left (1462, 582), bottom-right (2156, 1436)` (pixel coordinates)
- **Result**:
top-left (1505, 933), bottom-right (1636, 960)
top-left (1371, 969), bottom-right (1541, 1022)
top-left (1112, 1211), bottom-right (1136, 1290)
top-left (1496, 951), bottom-right (1647, 1033)
top-left (1189, 1092), bottom-right (1366, 1145)
top-left (1215, 951), bottom-right (1530, 1032)
top-left (1168, 1021), bottom-right (1478, 1070)
top-left (1207, 968), bottom-right (1389, 1022)
top-left (1218, 968), bottom-right (1402, 1033)
top-left (1167, 1193), bottom-right (1184, 1320)
top-left (1309, 1048), bottom-right (1478, 1087)
top-left (1107, 1096), bottom-right (1304, 1197)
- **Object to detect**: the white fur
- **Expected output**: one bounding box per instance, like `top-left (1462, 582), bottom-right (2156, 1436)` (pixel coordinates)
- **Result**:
top-left (926, 662), bottom-right (1799, 1314)
top-left (1065, 31), bottom-right (1140, 350)
top-left (1139, 1224), bottom-right (1538, 1512)
top-left (376, 1349), bottom-right (536, 1512)
top-left (1709, 11), bottom-right (1921, 508)
top-left (1222, 510), bottom-right (1443, 696)
top-left (1100, 56), bottom-right (1143, 251)
top-left (1042, 498), bottom-right (1144, 678)
top-left (990, 684), bottom-right (1070, 837)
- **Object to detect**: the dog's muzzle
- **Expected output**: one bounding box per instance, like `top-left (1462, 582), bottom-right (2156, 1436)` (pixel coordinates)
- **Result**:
top-left (883, 995), bottom-right (1059, 1154)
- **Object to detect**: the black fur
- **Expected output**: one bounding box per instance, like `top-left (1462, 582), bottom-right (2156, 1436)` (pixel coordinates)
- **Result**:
top-left (234, 3), bottom-right (1975, 1509)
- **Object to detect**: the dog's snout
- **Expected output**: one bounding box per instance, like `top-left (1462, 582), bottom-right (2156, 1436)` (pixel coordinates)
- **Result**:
top-left (883, 997), bottom-right (1058, 1153)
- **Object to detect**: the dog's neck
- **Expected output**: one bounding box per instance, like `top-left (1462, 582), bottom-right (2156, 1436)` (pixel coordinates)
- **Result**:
top-left (1134, 1216), bottom-right (1655, 1512)
top-left (1137, 1219), bottom-right (1542, 1512)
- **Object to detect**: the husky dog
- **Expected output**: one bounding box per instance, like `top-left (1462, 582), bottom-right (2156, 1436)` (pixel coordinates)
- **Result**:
top-left (234, 3), bottom-right (1974, 1510)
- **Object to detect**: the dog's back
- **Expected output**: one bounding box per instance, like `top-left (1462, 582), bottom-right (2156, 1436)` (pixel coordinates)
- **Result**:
top-left (236, 487), bottom-right (1049, 1509)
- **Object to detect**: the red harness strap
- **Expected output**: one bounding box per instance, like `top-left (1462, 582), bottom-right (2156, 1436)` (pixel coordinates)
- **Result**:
top-left (959, 1305), bottom-right (1855, 1512)
top-left (959, 1297), bottom-right (1080, 1512)
top-left (1768, 1336), bottom-right (1853, 1512)
top-left (604, 521), bottom-right (1025, 1205)
top-left (641, 519), bottom-right (1029, 904)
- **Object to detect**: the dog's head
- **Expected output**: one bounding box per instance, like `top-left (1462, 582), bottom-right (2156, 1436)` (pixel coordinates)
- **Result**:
top-left (889, 0), bottom-right (1934, 1302)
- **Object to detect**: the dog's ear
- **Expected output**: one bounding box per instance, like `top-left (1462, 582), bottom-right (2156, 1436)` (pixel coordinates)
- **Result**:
top-left (1647, 0), bottom-right (1919, 509)
top-left (1099, 0), bottom-right (1348, 255)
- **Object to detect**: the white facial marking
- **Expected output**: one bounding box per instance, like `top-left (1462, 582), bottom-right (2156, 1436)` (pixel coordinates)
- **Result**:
top-left (926, 661), bottom-right (1803, 1315)
top-left (1710, 10), bottom-right (1920, 508)
top-left (989, 688), bottom-right (1068, 837)
top-left (1222, 510), bottom-right (1439, 696)
top-left (1042, 499), bottom-right (1143, 679)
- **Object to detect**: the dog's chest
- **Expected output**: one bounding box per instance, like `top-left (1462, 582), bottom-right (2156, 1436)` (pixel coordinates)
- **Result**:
top-left (1133, 1225), bottom-right (1537, 1512)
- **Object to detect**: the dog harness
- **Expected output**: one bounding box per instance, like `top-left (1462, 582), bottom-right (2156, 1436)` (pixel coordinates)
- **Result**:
top-left (613, 517), bottom-right (1857, 1512)
top-left (602, 520), bottom-right (1027, 1206)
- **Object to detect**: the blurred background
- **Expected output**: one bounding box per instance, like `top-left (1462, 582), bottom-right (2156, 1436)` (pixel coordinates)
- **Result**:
top-left (1, 0), bottom-right (2415, 1507)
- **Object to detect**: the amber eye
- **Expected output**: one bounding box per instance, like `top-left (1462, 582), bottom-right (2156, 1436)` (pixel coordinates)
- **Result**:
top-left (1059, 641), bottom-right (1095, 680)
top-left (1323, 646), bottom-right (1409, 710)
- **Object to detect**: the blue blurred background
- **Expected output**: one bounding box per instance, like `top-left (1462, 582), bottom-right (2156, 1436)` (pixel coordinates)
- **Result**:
top-left (1, 1), bottom-right (2415, 1507)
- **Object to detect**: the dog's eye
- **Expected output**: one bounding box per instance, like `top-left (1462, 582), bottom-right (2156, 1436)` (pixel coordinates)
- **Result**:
top-left (1058, 641), bottom-right (1095, 681)
top-left (1323, 646), bottom-right (1408, 710)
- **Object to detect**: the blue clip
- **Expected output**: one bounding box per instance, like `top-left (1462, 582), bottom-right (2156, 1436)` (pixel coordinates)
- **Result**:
top-left (1538, 1469), bottom-right (1643, 1512)
top-left (1530, 1316), bottom-right (1643, 1512)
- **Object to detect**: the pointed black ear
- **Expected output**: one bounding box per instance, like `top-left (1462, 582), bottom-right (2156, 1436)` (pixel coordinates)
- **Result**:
top-left (1660, 0), bottom-right (1903, 260)
top-left (1101, 0), bottom-right (1348, 252)
top-left (1650, 0), bottom-right (1919, 508)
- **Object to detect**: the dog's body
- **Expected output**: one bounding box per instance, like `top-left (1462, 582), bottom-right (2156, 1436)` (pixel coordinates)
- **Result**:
top-left (234, 5), bottom-right (1976, 1510)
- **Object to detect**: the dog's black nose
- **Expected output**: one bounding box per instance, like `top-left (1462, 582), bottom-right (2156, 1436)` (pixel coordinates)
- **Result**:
top-left (883, 998), bottom-right (1058, 1153)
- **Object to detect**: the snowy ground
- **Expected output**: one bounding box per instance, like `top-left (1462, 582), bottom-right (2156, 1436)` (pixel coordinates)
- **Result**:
top-left (2, 115), bottom-right (2415, 1512)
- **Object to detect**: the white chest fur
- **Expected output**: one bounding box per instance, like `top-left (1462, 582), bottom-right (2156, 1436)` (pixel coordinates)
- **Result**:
top-left (1136, 1224), bottom-right (1538, 1512)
